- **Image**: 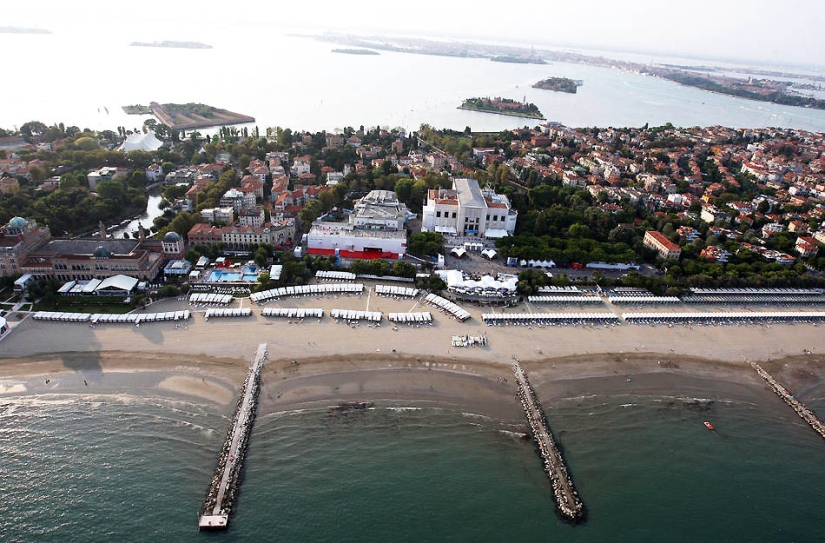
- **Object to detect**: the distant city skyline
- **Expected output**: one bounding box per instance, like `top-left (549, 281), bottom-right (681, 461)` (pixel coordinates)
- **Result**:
top-left (6, 0), bottom-right (824, 68)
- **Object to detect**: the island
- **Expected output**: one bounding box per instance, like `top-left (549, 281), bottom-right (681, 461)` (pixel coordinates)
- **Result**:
top-left (0, 26), bottom-right (50, 34)
top-left (130, 41), bottom-right (212, 49)
top-left (332, 48), bottom-right (380, 55)
top-left (490, 56), bottom-right (546, 65)
top-left (318, 33), bottom-right (825, 110)
top-left (533, 77), bottom-right (581, 94)
top-left (458, 97), bottom-right (545, 119)
top-left (148, 102), bottom-right (255, 130)
top-left (122, 104), bottom-right (153, 115)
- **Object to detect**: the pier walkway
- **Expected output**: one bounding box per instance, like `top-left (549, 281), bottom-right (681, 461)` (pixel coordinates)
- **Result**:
top-left (512, 364), bottom-right (584, 521)
top-left (750, 361), bottom-right (825, 439)
top-left (199, 343), bottom-right (267, 529)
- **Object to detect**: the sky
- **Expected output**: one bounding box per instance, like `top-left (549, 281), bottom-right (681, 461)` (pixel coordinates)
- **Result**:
top-left (7, 0), bottom-right (824, 67)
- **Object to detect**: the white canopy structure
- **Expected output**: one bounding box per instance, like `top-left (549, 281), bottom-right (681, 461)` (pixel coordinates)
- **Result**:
top-left (118, 132), bottom-right (164, 152)
top-left (482, 312), bottom-right (619, 325)
top-left (262, 307), bottom-right (323, 319)
top-left (423, 293), bottom-right (471, 321)
top-left (623, 311), bottom-right (825, 325)
top-left (375, 284), bottom-right (419, 298)
top-left (529, 295), bottom-right (604, 305)
top-left (250, 283), bottom-right (364, 304)
top-left (316, 270), bottom-right (356, 281)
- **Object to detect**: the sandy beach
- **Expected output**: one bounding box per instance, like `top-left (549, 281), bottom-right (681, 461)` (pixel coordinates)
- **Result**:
top-left (3, 290), bottom-right (825, 416)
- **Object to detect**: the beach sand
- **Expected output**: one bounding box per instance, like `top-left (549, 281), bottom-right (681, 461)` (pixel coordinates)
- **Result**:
top-left (2, 292), bottom-right (825, 416)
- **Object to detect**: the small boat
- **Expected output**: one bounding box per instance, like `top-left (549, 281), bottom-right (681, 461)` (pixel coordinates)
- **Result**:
top-left (703, 421), bottom-right (714, 431)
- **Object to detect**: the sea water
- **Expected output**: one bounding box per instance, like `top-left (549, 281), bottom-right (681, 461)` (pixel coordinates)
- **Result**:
top-left (2, 25), bottom-right (825, 133)
top-left (1, 386), bottom-right (823, 542)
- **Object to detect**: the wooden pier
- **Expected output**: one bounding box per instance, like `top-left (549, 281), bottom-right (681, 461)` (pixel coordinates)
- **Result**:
top-left (199, 343), bottom-right (268, 529)
top-left (512, 364), bottom-right (584, 522)
top-left (750, 361), bottom-right (825, 439)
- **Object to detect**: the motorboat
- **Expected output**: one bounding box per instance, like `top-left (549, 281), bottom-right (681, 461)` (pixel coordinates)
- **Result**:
top-left (703, 421), bottom-right (714, 431)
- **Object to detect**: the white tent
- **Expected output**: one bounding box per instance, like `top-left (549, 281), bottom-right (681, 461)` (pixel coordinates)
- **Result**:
top-left (118, 132), bottom-right (164, 152)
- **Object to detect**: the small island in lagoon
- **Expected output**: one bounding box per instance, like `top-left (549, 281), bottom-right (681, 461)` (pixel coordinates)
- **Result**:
top-left (458, 97), bottom-right (545, 120)
top-left (332, 48), bottom-right (380, 55)
top-left (130, 40), bottom-right (212, 49)
top-left (122, 102), bottom-right (255, 129)
top-left (490, 55), bottom-right (546, 65)
top-left (533, 77), bottom-right (582, 94)
top-left (0, 26), bottom-right (51, 34)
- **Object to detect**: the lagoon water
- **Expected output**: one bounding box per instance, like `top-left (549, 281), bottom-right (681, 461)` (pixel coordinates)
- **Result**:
top-left (2, 385), bottom-right (824, 542)
top-left (2, 24), bottom-right (825, 133)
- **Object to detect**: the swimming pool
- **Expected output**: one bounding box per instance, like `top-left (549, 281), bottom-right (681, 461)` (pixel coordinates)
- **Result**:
top-left (207, 266), bottom-right (259, 282)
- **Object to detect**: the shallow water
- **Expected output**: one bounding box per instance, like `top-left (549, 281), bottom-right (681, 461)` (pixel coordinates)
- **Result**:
top-left (1, 388), bottom-right (823, 542)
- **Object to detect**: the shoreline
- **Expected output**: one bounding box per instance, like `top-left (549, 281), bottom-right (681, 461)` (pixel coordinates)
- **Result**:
top-left (2, 349), bottom-right (823, 423)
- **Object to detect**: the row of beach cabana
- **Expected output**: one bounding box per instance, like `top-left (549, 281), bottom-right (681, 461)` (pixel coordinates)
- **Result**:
top-left (423, 293), bottom-right (471, 321)
top-left (682, 294), bottom-right (824, 304)
top-left (388, 312), bottom-right (433, 324)
top-left (33, 311), bottom-right (191, 324)
top-left (330, 309), bottom-right (382, 322)
top-left (375, 284), bottom-right (420, 298)
top-left (529, 295), bottom-right (603, 305)
top-left (608, 296), bottom-right (681, 304)
top-left (204, 308), bottom-right (252, 319)
top-left (261, 307), bottom-right (324, 319)
top-left (623, 311), bottom-right (825, 325)
top-left (482, 312), bottom-right (620, 326)
top-left (316, 270), bottom-right (356, 281)
top-left (190, 293), bottom-right (234, 305)
top-left (250, 283), bottom-right (364, 303)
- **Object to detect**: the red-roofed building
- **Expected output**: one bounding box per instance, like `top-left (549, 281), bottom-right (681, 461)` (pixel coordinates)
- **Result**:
top-left (643, 231), bottom-right (681, 260)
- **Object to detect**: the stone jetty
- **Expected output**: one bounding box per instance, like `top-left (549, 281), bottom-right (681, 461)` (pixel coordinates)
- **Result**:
top-left (749, 361), bottom-right (825, 439)
top-left (512, 363), bottom-right (584, 522)
top-left (199, 343), bottom-right (268, 529)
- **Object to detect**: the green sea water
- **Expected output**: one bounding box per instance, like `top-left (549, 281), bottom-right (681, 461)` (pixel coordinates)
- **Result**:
top-left (1, 386), bottom-right (823, 542)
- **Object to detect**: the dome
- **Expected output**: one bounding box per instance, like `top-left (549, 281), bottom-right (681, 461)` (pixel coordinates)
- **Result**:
top-left (163, 231), bottom-right (181, 243)
top-left (9, 217), bottom-right (27, 229)
top-left (92, 245), bottom-right (111, 258)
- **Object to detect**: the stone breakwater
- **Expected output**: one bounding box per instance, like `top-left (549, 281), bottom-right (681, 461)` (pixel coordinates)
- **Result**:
top-left (200, 344), bottom-right (267, 529)
top-left (512, 364), bottom-right (584, 522)
top-left (750, 361), bottom-right (825, 440)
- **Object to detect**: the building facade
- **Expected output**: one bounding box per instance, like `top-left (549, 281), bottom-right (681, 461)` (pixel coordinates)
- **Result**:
top-left (0, 217), bottom-right (52, 277)
top-left (421, 178), bottom-right (517, 238)
top-left (643, 230), bottom-right (682, 260)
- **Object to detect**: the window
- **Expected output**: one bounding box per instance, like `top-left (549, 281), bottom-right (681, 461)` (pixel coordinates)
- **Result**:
top-left (436, 211), bottom-right (441, 218)
top-left (452, 212), bottom-right (456, 218)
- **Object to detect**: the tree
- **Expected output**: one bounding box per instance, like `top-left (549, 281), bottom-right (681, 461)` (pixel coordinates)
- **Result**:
top-left (394, 178), bottom-right (413, 203)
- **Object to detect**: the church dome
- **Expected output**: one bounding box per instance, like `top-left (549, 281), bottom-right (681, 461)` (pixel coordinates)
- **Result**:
top-left (163, 231), bottom-right (182, 243)
top-left (93, 245), bottom-right (111, 258)
top-left (8, 217), bottom-right (27, 229)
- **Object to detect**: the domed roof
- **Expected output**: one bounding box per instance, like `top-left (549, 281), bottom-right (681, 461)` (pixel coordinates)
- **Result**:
top-left (163, 231), bottom-right (181, 243)
top-left (9, 217), bottom-right (27, 229)
top-left (93, 245), bottom-right (111, 258)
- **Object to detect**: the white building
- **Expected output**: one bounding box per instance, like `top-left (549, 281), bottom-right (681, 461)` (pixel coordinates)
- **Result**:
top-left (307, 223), bottom-right (407, 259)
top-left (238, 206), bottom-right (266, 228)
top-left (200, 207), bottom-right (234, 224)
top-left (307, 189), bottom-right (410, 260)
top-left (220, 188), bottom-right (255, 211)
top-left (421, 178), bottom-right (517, 238)
top-left (350, 190), bottom-right (410, 230)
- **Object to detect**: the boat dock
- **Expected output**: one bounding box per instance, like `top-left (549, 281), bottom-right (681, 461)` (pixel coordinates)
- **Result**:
top-left (199, 343), bottom-right (268, 529)
top-left (749, 361), bottom-right (825, 439)
top-left (512, 364), bottom-right (584, 522)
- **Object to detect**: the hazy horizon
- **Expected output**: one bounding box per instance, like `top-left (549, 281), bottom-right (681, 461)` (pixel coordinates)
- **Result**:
top-left (5, 0), bottom-right (824, 68)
